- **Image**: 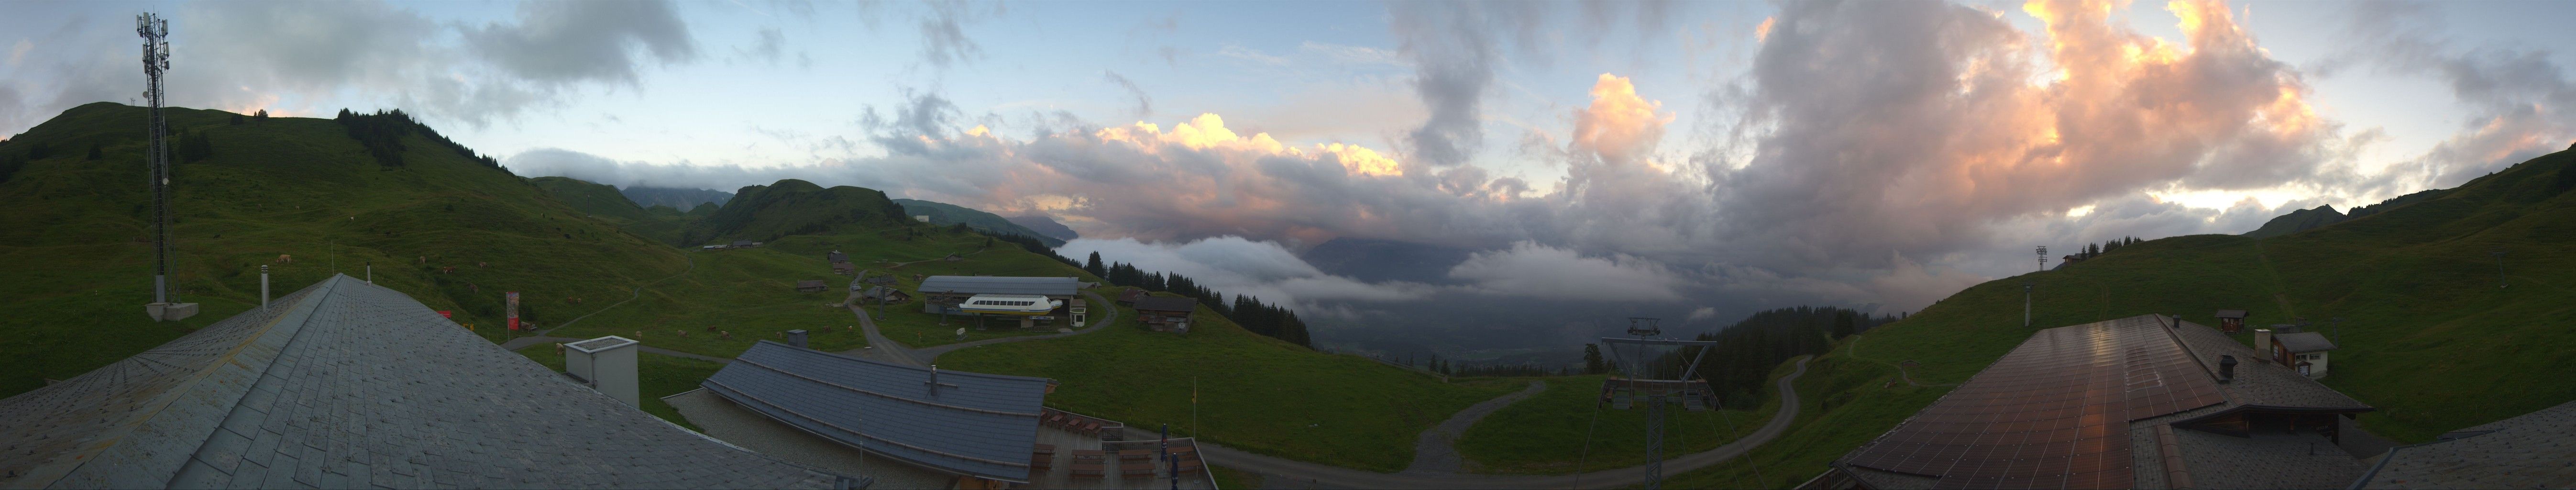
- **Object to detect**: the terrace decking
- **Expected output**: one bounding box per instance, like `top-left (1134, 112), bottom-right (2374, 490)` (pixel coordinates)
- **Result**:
top-left (1025, 410), bottom-right (1217, 490)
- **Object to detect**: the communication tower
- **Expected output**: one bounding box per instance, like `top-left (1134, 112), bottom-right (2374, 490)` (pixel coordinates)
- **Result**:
top-left (138, 12), bottom-right (195, 321)
top-left (2036, 245), bottom-right (2048, 271)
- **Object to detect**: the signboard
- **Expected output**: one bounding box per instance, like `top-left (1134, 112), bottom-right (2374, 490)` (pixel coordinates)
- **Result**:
top-left (506, 291), bottom-right (520, 330)
top-left (437, 310), bottom-right (452, 319)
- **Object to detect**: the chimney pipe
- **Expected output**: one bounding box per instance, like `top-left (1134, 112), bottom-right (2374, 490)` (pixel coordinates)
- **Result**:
top-left (2218, 355), bottom-right (2237, 383)
top-left (787, 329), bottom-right (808, 348)
top-left (928, 364), bottom-right (939, 387)
top-left (2254, 329), bottom-right (2274, 364)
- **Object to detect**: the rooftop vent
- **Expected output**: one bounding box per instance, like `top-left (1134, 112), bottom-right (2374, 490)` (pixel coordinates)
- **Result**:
top-left (787, 329), bottom-right (808, 348)
top-left (566, 335), bottom-right (640, 408)
top-left (2218, 355), bottom-right (2237, 383)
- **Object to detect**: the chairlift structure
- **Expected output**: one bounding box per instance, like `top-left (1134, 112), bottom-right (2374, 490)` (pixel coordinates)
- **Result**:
top-left (1596, 317), bottom-right (1720, 489)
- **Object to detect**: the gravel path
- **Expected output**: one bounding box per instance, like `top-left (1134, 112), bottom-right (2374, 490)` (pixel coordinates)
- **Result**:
top-left (1403, 380), bottom-right (1548, 474)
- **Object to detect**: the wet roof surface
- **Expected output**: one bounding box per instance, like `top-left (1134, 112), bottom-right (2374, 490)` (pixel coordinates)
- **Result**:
top-left (1838, 315), bottom-right (2228, 490)
top-left (0, 275), bottom-right (852, 490)
top-left (703, 341), bottom-right (1050, 483)
top-left (917, 276), bottom-right (1080, 297)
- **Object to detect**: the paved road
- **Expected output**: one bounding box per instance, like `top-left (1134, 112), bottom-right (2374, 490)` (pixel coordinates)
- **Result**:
top-left (496, 335), bottom-right (736, 364)
top-left (1193, 356), bottom-right (1814, 489)
top-left (1403, 380), bottom-right (1548, 474)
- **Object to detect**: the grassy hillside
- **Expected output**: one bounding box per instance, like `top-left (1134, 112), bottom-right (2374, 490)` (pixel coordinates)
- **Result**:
top-left (941, 292), bottom-right (1529, 473)
top-left (892, 198), bottom-right (1066, 247)
top-left (1454, 374), bottom-right (1775, 475)
top-left (0, 102), bottom-right (690, 397)
top-left (531, 176), bottom-right (652, 223)
top-left (1667, 148), bottom-right (2576, 486)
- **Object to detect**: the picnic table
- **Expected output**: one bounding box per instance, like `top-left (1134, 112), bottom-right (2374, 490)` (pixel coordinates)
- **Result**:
top-left (1119, 455), bottom-right (1157, 477)
top-left (1117, 449), bottom-right (1154, 462)
top-left (1069, 449), bottom-right (1108, 479)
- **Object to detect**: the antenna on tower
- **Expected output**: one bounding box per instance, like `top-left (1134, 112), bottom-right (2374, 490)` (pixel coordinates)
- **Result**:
top-left (138, 11), bottom-right (195, 322)
top-left (2036, 245), bottom-right (2049, 271)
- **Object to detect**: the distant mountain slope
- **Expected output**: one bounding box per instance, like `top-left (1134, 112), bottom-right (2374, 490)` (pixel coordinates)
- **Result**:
top-left (2244, 189), bottom-right (2455, 238)
top-left (0, 102), bottom-right (688, 397)
top-left (621, 186), bottom-right (733, 212)
top-left (1301, 237), bottom-right (1474, 284)
top-left (1004, 214), bottom-right (1079, 242)
top-left (682, 179), bottom-right (911, 245)
top-left (1684, 146), bottom-right (2576, 487)
top-left (890, 198), bottom-right (1065, 247)
top-left (531, 177), bottom-right (650, 222)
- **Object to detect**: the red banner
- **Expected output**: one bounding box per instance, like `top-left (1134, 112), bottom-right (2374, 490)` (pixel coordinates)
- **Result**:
top-left (437, 310), bottom-right (452, 319)
top-left (506, 292), bottom-right (520, 330)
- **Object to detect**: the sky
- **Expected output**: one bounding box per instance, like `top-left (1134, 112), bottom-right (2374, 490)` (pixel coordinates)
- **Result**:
top-left (6, 0), bottom-right (2574, 353)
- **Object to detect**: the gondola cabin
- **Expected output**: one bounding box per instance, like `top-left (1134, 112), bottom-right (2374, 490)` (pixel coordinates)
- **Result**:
top-left (958, 294), bottom-right (1063, 316)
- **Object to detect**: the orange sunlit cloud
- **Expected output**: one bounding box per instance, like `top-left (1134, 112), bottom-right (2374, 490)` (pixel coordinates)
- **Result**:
top-left (1572, 73), bottom-right (1675, 167)
top-left (1096, 113), bottom-right (1407, 177)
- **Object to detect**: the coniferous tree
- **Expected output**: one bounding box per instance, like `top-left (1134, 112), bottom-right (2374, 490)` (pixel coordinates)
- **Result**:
top-left (1584, 344), bottom-right (1606, 374)
top-left (1085, 252), bottom-right (1105, 277)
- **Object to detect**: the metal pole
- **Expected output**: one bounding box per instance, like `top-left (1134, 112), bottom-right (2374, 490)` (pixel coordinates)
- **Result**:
top-left (1645, 393), bottom-right (1665, 490)
top-left (260, 265), bottom-right (269, 312)
top-left (2023, 282), bottom-right (2034, 328)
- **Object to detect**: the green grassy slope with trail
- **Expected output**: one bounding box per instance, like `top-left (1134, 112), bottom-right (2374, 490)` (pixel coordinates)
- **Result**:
top-left (1668, 147), bottom-right (2576, 487)
top-left (0, 103), bottom-right (688, 397)
top-left (941, 291), bottom-right (1530, 473)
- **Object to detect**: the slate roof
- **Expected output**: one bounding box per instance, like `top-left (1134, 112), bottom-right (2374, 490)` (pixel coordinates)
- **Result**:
top-left (0, 275), bottom-right (856, 490)
top-left (2274, 332), bottom-right (2336, 353)
top-left (1131, 296), bottom-right (1198, 313)
top-left (2355, 400), bottom-right (2576, 489)
top-left (915, 276), bottom-right (1079, 297)
top-left (2167, 319), bottom-right (2368, 410)
top-left (1833, 315), bottom-right (2374, 490)
top-left (702, 341), bottom-right (1049, 483)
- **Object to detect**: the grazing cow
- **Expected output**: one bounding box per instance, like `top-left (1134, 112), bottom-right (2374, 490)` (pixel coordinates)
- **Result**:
top-left (478, 261), bottom-right (487, 268)
top-left (440, 266), bottom-right (457, 274)
top-left (677, 330), bottom-right (689, 338)
top-left (417, 256), bottom-right (427, 265)
top-left (275, 254), bottom-right (294, 264)
top-left (706, 325), bottom-right (717, 332)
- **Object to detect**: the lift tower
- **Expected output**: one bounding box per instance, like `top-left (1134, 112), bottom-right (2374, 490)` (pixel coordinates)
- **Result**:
top-left (1598, 317), bottom-right (1720, 489)
top-left (138, 12), bottom-right (196, 321)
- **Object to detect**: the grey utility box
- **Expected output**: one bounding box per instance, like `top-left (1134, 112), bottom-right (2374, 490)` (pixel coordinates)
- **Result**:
top-left (565, 336), bottom-right (640, 408)
top-left (787, 329), bottom-right (808, 348)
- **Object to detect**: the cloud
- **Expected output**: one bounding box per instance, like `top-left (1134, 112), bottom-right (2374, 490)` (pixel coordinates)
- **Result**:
top-left (462, 0), bottom-right (697, 86)
top-left (2326, 2), bottom-right (2576, 190)
top-left (1216, 45), bottom-right (1288, 66)
top-left (1102, 71), bottom-right (1151, 118)
top-left (737, 26), bottom-right (786, 64)
top-left (1057, 236), bottom-right (1433, 307)
top-left (914, 1), bottom-right (995, 69)
top-left (1387, 1), bottom-right (1544, 167)
top-left (1447, 242), bottom-right (1685, 301)
top-left (1686, 307), bottom-right (1719, 322)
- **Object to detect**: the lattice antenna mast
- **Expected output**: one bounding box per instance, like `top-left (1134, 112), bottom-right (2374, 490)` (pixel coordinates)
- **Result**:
top-left (2036, 245), bottom-right (2048, 271)
top-left (139, 12), bottom-right (176, 305)
top-left (1599, 316), bottom-right (1719, 490)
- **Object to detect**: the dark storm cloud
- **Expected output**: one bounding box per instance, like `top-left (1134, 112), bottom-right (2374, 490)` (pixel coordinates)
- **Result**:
top-left (462, 0), bottom-right (697, 86)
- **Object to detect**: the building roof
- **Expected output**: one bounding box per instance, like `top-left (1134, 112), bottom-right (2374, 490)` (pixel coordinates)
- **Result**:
top-left (826, 251), bottom-right (848, 263)
top-left (733, 240), bottom-right (755, 246)
top-left (916, 276), bottom-right (1079, 297)
top-left (1832, 315), bottom-right (2373, 490)
top-left (0, 275), bottom-right (854, 490)
top-left (2273, 332), bottom-right (2336, 353)
top-left (702, 341), bottom-right (1049, 483)
top-left (1131, 296), bottom-right (1198, 313)
top-left (2355, 400), bottom-right (2576, 489)
top-left (2215, 309), bottom-right (2248, 319)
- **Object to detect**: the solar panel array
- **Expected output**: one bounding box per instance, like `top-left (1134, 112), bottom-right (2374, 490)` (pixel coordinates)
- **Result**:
top-left (1840, 316), bottom-right (2226, 489)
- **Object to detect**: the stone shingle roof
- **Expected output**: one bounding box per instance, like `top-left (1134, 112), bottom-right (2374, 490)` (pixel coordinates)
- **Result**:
top-left (1130, 296), bottom-right (1198, 313)
top-left (916, 276), bottom-right (1079, 297)
top-left (701, 341), bottom-right (1049, 483)
top-left (2355, 400), bottom-right (2576, 489)
top-left (2167, 319), bottom-right (2368, 410)
top-left (0, 275), bottom-right (856, 489)
top-left (2274, 331), bottom-right (2336, 353)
